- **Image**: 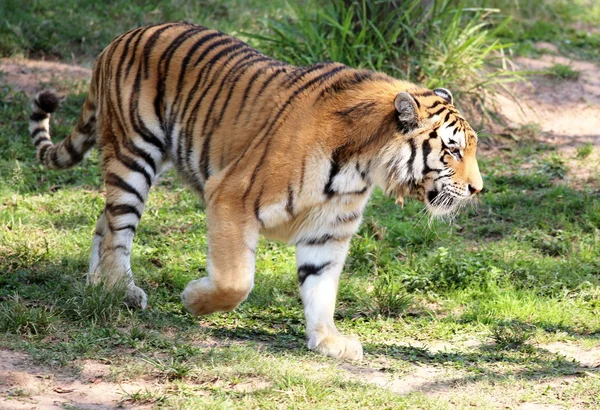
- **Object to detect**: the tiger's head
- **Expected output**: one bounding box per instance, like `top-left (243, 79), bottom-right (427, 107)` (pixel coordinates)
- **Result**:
top-left (379, 87), bottom-right (483, 216)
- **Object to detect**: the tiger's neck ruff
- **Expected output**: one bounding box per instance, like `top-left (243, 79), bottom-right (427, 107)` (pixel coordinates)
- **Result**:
top-left (29, 22), bottom-right (482, 361)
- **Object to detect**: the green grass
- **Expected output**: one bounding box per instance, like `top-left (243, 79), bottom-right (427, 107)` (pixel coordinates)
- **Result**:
top-left (0, 0), bottom-right (289, 63)
top-left (472, 0), bottom-right (600, 59)
top-left (576, 143), bottom-right (593, 159)
top-left (546, 63), bottom-right (580, 80)
top-left (254, 0), bottom-right (521, 105)
top-left (1, 1), bottom-right (600, 408)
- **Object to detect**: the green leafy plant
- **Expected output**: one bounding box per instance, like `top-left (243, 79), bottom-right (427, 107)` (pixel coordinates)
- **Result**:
top-left (540, 153), bottom-right (568, 179)
top-left (373, 271), bottom-right (414, 317)
top-left (254, 0), bottom-right (521, 103)
top-left (491, 321), bottom-right (535, 351)
top-left (576, 143), bottom-right (593, 159)
top-left (546, 63), bottom-right (580, 80)
top-left (0, 294), bottom-right (56, 336)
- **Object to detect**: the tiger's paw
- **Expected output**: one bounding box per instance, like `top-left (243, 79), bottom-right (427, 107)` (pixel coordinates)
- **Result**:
top-left (308, 334), bottom-right (364, 361)
top-left (182, 277), bottom-right (253, 316)
top-left (125, 285), bottom-right (147, 310)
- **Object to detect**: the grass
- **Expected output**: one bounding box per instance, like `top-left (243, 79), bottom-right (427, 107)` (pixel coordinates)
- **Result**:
top-left (0, 0), bottom-right (290, 63)
top-left (576, 143), bottom-right (593, 159)
top-left (472, 0), bottom-right (600, 60)
top-left (546, 63), bottom-right (580, 80)
top-left (1, 0), bottom-right (599, 408)
top-left (254, 0), bottom-right (521, 105)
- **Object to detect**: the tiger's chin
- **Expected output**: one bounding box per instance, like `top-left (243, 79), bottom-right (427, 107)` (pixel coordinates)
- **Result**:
top-left (423, 190), bottom-right (468, 217)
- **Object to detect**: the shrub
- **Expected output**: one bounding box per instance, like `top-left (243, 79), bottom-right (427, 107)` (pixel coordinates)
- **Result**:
top-left (254, 0), bottom-right (520, 105)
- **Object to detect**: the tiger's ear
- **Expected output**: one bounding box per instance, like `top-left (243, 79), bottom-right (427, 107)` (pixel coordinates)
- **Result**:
top-left (394, 92), bottom-right (419, 133)
top-left (433, 88), bottom-right (453, 104)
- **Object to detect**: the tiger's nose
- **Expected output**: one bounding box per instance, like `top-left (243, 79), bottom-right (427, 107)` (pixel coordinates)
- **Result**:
top-left (468, 184), bottom-right (481, 196)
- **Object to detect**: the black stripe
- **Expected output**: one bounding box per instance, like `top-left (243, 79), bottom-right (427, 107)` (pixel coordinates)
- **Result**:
top-left (105, 172), bottom-right (145, 203)
top-left (38, 144), bottom-right (51, 161)
top-left (254, 187), bottom-right (264, 225)
top-left (63, 138), bottom-right (83, 163)
top-left (299, 157), bottom-right (306, 194)
top-left (142, 23), bottom-right (180, 79)
top-left (106, 203), bottom-right (142, 219)
top-left (198, 48), bottom-right (258, 179)
top-left (113, 144), bottom-right (153, 188)
top-left (258, 65), bottom-right (348, 146)
top-left (235, 62), bottom-right (282, 121)
top-left (335, 101), bottom-right (376, 120)
top-left (426, 100), bottom-right (443, 110)
top-left (430, 106), bottom-right (447, 117)
top-left (110, 223), bottom-right (137, 233)
top-left (31, 127), bottom-right (47, 139)
top-left (254, 67), bottom-right (287, 100)
top-left (318, 70), bottom-right (376, 98)
top-left (209, 55), bottom-right (272, 133)
top-left (298, 262), bottom-right (332, 286)
top-left (50, 148), bottom-right (59, 167)
top-left (33, 136), bottom-right (49, 147)
top-left (108, 244), bottom-right (131, 255)
top-left (422, 138), bottom-right (433, 175)
top-left (122, 138), bottom-right (157, 175)
top-left (157, 26), bottom-right (207, 135)
top-left (442, 111), bottom-right (452, 123)
top-left (284, 63), bottom-right (327, 87)
top-left (324, 149), bottom-right (342, 198)
top-left (30, 112), bottom-right (47, 122)
top-left (406, 139), bottom-right (417, 178)
top-left (242, 138), bottom-right (272, 202)
top-left (301, 234), bottom-right (350, 246)
top-left (285, 185), bottom-right (294, 216)
top-left (336, 212), bottom-right (361, 224)
top-left (125, 26), bottom-right (151, 77)
top-left (180, 39), bottom-right (243, 172)
top-left (240, 67), bottom-right (287, 122)
top-left (173, 32), bottom-right (228, 170)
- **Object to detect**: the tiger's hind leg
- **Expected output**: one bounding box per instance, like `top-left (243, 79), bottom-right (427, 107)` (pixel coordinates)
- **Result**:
top-left (88, 209), bottom-right (107, 277)
top-left (297, 238), bottom-right (363, 361)
top-left (88, 144), bottom-right (162, 309)
top-left (181, 203), bottom-right (258, 315)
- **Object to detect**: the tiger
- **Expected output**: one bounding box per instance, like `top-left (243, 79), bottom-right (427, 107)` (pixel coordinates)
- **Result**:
top-left (28, 22), bottom-right (482, 361)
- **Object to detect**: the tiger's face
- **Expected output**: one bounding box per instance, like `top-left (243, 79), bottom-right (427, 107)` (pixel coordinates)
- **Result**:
top-left (382, 88), bottom-right (483, 216)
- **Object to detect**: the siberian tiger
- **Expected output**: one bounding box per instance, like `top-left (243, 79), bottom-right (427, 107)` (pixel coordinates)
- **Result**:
top-left (29, 22), bottom-right (482, 360)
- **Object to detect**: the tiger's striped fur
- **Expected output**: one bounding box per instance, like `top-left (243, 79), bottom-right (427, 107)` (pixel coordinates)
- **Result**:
top-left (29, 22), bottom-right (482, 360)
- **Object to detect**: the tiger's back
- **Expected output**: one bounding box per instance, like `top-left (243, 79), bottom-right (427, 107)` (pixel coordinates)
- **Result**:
top-left (29, 22), bottom-right (483, 361)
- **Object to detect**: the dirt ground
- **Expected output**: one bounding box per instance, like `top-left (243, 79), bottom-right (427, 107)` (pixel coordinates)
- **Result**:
top-left (0, 349), bottom-right (154, 409)
top-left (1, 49), bottom-right (599, 408)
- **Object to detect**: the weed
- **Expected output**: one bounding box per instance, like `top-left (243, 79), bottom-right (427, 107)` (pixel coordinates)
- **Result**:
top-left (576, 143), bottom-right (593, 159)
top-left (141, 355), bottom-right (197, 381)
top-left (255, 0), bottom-right (520, 101)
top-left (510, 123), bottom-right (542, 141)
top-left (546, 63), bottom-right (580, 80)
top-left (540, 153), bottom-right (568, 179)
top-left (373, 271), bottom-right (414, 317)
top-left (63, 281), bottom-right (128, 324)
top-left (491, 321), bottom-right (535, 351)
top-left (120, 387), bottom-right (168, 405)
top-left (0, 294), bottom-right (56, 336)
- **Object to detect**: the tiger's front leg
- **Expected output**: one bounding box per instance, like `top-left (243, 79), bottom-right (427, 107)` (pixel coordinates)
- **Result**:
top-left (181, 203), bottom-right (259, 315)
top-left (297, 238), bottom-right (363, 361)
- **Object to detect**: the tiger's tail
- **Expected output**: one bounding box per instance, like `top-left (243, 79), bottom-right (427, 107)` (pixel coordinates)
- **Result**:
top-left (29, 90), bottom-right (97, 169)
